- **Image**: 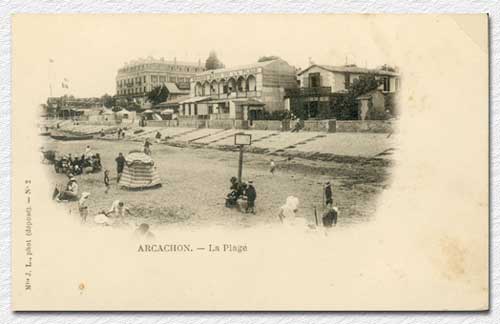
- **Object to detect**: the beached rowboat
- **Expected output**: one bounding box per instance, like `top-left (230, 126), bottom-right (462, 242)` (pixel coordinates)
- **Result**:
top-left (49, 133), bottom-right (93, 141)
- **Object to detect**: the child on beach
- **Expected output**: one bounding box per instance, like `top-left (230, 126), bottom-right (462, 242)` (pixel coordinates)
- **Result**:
top-left (78, 192), bottom-right (90, 223)
top-left (104, 169), bottom-right (110, 194)
top-left (270, 159), bottom-right (276, 175)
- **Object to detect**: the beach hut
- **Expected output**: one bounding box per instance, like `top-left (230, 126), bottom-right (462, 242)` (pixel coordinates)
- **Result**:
top-left (119, 152), bottom-right (161, 190)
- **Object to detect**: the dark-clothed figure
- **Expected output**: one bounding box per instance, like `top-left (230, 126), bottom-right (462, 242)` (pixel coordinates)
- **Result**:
top-left (245, 181), bottom-right (257, 214)
top-left (324, 182), bottom-right (333, 207)
top-left (104, 169), bottom-right (110, 194)
top-left (225, 177), bottom-right (241, 208)
top-left (230, 176), bottom-right (238, 191)
top-left (115, 152), bottom-right (126, 183)
top-left (322, 206), bottom-right (338, 227)
top-left (144, 138), bottom-right (152, 155)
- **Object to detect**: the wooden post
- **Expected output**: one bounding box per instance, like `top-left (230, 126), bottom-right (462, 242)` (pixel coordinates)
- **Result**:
top-left (237, 145), bottom-right (244, 182)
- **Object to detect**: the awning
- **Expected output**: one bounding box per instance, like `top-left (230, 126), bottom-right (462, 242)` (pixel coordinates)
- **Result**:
top-left (179, 96), bottom-right (212, 104)
top-left (160, 109), bottom-right (175, 114)
top-left (232, 98), bottom-right (265, 106)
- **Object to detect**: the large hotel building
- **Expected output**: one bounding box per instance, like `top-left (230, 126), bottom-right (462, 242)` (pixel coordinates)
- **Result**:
top-left (115, 57), bottom-right (205, 106)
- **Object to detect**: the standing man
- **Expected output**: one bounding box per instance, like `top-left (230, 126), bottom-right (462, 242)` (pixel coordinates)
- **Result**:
top-left (245, 180), bottom-right (257, 214)
top-left (115, 152), bottom-right (126, 183)
top-left (324, 181), bottom-right (333, 207)
top-left (144, 138), bottom-right (152, 155)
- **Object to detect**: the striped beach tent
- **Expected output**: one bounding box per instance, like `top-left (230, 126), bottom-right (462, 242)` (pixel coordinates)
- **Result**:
top-left (119, 151), bottom-right (161, 190)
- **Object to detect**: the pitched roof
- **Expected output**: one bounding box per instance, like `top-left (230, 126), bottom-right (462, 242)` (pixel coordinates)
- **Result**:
top-left (179, 96), bottom-right (212, 104)
top-left (298, 64), bottom-right (399, 77)
top-left (155, 95), bottom-right (191, 107)
top-left (164, 82), bottom-right (189, 94)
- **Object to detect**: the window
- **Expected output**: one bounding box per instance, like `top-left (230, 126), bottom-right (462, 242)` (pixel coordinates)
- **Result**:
top-left (383, 77), bottom-right (390, 92)
top-left (344, 73), bottom-right (351, 89)
top-left (309, 72), bottom-right (321, 88)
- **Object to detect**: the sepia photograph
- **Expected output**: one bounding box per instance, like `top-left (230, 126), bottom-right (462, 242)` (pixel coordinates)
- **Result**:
top-left (10, 13), bottom-right (488, 311)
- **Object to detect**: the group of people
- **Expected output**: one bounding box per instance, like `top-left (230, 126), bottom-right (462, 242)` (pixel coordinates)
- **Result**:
top-left (54, 146), bottom-right (102, 175)
top-left (224, 159), bottom-right (338, 228)
top-left (116, 128), bottom-right (126, 139)
top-left (275, 182), bottom-right (338, 228)
top-left (225, 177), bottom-right (257, 214)
top-left (52, 169), bottom-right (151, 236)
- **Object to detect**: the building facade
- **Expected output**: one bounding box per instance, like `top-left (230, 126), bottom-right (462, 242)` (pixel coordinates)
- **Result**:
top-left (115, 57), bottom-right (205, 106)
top-left (179, 59), bottom-right (298, 122)
top-left (286, 64), bottom-right (400, 119)
top-left (297, 64), bottom-right (399, 93)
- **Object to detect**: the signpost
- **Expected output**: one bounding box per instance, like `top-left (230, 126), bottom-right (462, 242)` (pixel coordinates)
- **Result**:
top-left (234, 133), bottom-right (252, 182)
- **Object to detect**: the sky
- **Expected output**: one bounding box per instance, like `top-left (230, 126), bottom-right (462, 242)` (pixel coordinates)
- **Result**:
top-left (13, 14), bottom-right (402, 104)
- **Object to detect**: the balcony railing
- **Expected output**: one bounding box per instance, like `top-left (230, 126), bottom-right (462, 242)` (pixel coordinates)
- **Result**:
top-left (203, 90), bottom-right (261, 100)
top-left (285, 86), bottom-right (333, 97)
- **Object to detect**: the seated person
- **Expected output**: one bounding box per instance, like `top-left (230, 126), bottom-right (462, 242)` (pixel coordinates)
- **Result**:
top-left (105, 200), bottom-right (133, 219)
top-left (53, 177), bottom-right (79, 201)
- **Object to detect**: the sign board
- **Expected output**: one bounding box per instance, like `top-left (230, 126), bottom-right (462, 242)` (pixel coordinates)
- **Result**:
top-left (234, 133), bottom-right (252, 146)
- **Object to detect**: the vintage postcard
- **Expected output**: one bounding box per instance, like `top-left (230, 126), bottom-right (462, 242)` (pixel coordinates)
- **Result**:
top-left (11, 14), bottom-right (488, 311)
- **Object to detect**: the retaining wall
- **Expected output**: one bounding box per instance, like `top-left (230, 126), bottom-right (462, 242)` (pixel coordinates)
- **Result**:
top-left (147, 120), bottom-right (179, 127)
top-left (251, 120), bottom-right (285, 131)
top-left (335, 120), bottom-right (395, 133)
top-left (208, 119), bottom-right (235, 129)
top-left (302, 120), bottom-right (336, 132)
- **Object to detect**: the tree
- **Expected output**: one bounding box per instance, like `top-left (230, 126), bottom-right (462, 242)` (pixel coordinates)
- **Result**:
top-left (125, 97), bottom-right (141, 112)
top-left (101, 93), bottom-right (116, 108)
top-left (146, 85), bottom-right (169, 106)
top-left (257, 55), bottom-right (281, 62)
top-left (336, 74), bottom-right (381, 120)
top-left (205, 51), bottom-right (225, 70)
